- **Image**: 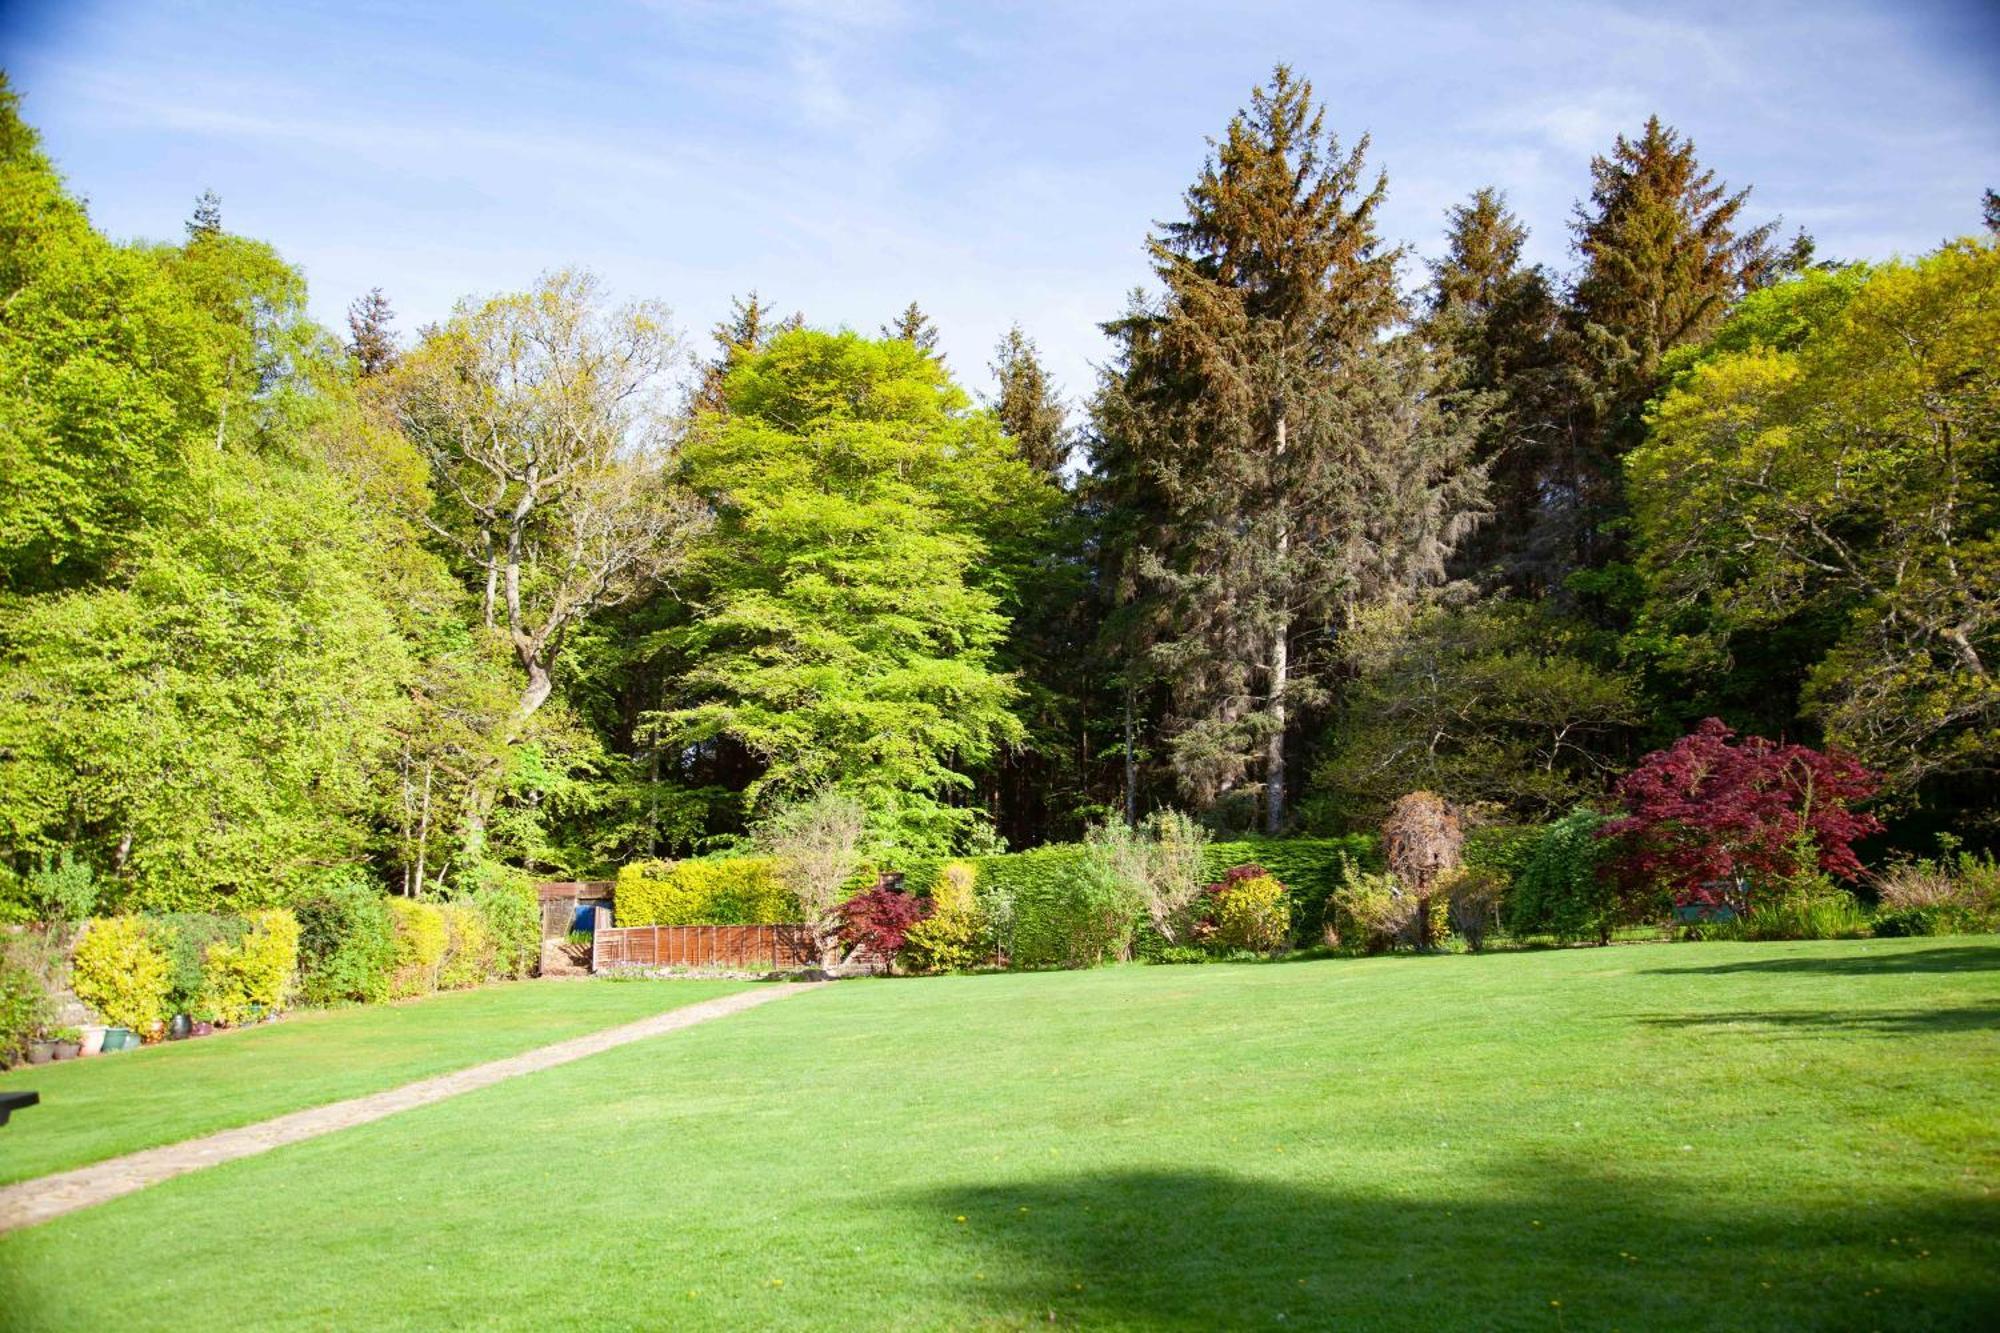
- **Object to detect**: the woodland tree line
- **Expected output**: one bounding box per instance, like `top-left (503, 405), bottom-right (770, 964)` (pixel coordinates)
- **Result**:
top-left (2, 67), bottom-right (1995, 914)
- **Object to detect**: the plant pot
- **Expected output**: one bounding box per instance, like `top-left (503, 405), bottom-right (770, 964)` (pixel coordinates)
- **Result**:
top-left (79, 1026), bottom-right (106, 1057)
top-left (168, 1013), bottom-right (193, 1041)
top-left (26, 1041), bottom-right (55, 1064)
top-left (53, 1041), bottom-right (80, 1060)
top-left (101, 1027), bottom-right (136, 1052)
top-left (191, 1021), bottom-right (214, 1037)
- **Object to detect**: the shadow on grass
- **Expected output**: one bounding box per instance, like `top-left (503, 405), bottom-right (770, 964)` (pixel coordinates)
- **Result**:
top-left (1644, 944), bottom-right (2000, 977)
top-left (890, 1166), bottom-right (1994, 1329)
top-left (1637, 1005), bottom-right (2000, 1037)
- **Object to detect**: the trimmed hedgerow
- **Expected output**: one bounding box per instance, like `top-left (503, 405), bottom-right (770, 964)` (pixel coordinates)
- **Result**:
top-left (199, 908), bottom-right (299, 1022)
top-left (970, 845), bottom-right (1142, 968)
top-left (614, 857), bottom-right (797, 926)
top-left (72, 916), bottom-right (172, 1032)
top-left (388, 898), bottom-right (447, 999)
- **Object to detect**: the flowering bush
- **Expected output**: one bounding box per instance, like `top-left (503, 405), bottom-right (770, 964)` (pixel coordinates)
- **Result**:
top-left (1602, 719), bottom-right (1881, 905)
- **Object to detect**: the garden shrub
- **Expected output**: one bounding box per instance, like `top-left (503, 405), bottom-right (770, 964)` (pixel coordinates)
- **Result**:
top-left (1202, 836), bottom-right (1378, 946)
top-left (469, 868), bottom-right (540, 979)
top-left (22, 850), bottom-right (97, 924)
top-left (982, 845), bottom-right (1144, 968)
top-left (614, 857), bottom-right (796, 926)
top-left (1326, 856), bottom-right (1443, 952)
top-left (292, 877), bottom-right (396, 1005)
top-left (903, 861), bottom-right (989, 973)
top-left (72, 916), bottom-right (172, 1031)
top-left (0, 953), bottom-right (53, 1065)
top-left (1506, 809), bottom-right (1617, 944)
top-left (1701, 890), bottom-right (1872, 941)
top-left (199, 908), bottom-right (299, 1022)
top-left (837, 886), bottom-right (930, 964)
top-left (150, 912), bottom-right (251, 1018)
top-left (389, 898), bottom-right (448, 998)
top-left (1871, 849), bottom-right (2000, 936)
top-left (437, 902), bottom-right (496, 989)
top-left (1212, 871), bottom-right (1290, 953)
top-left (1444, 865), bottom-right (1507, 952)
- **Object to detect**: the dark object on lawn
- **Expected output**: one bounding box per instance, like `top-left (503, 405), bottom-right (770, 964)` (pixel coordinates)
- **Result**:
top-left (0, 1090), bottom-right (38, 1126)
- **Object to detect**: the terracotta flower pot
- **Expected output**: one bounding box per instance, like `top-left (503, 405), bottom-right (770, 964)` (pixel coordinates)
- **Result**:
top-left (191, 1021), bottom-right (214, 1037)
top-left (53, 1040), bottom-right (80, 1060)
top-left (26, 1041), bottom-right (54, 1064)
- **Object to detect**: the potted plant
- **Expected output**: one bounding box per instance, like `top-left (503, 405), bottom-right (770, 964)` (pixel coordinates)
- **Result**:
top-left (50, 1026), bottom-right (82, 1059)
top-left (26, 1033), bottom-right (56, 1064)
top-left (79, 1025), bottom-right (106, 1057)
top-left (190, 1008), bottom-right (216, 1037)
top-left (101, 1026), bottom-right (135, 1052)
top-left (167, 1012), bottom-right (192, 1040)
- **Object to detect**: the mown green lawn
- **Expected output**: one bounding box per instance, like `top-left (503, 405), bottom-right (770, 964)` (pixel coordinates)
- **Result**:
top-left (0, 978), bottom-right (749, 1184)
top-left (3, 939), bottom-right (1996, 1330)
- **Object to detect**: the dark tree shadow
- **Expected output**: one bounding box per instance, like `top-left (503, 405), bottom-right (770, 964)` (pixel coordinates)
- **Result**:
top-left (1644, 944), bottom-right (2000, 977)
top-left (887, 1164), bottom-right (1996, 1329)
top-left (1637, 1005), bottom-right (2000, 1037)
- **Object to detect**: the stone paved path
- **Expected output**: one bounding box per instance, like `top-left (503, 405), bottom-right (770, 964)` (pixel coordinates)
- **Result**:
top-left (0, 982), bottom-right (823, 1235)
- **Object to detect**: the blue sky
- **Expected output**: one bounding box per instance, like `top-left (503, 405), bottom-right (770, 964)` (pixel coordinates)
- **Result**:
top-left (3, 1), bottom-right (1996, 404)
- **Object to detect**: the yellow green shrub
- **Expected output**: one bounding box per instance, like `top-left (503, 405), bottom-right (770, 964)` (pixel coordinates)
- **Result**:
top-left (72, 916), bottom-right (172, 1031)
top-left (388, 898), bottom-right (447, 998)
top-left (1214, 873), bottom-right (1291, 953)
top-left (614, 857), bottom-right (796, 926)
top-left (198, 908), bottom-right (299, 1023)
top-left (437, 902), bottom-right (494, 990)
top-left (903, 860), bottom-right (989, 973)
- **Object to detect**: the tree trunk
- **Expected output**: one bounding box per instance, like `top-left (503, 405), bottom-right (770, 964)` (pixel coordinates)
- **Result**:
top-left (1266, 413), bottom-right (1290, 835)
top-left (1123, 683), bottom-right (1138, 827)
top-left (1266, 622), bottom-right (1287, 834)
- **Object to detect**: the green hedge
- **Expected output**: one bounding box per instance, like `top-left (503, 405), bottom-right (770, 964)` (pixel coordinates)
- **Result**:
top-left (1203, 836), bottom-right (1380, 946)
top-left (613, 857), bottom-right (797, 926)
top-left (969, 845), bottom-right (1140, 968)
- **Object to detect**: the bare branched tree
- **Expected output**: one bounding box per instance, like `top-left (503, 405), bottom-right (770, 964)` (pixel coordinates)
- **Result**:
top-left (758, 790), bottom-right (868, 967)
top-left (383, 269), bottom-right (710, 848)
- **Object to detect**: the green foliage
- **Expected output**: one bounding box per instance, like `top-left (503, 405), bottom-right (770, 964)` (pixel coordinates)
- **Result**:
top-left (199, 908), bottom-right (300, 1023)
top-left (18, 851), bottom-right (98, 924)
top-left (1630, 240), bottom-right (2000, 799)
top-left (149, 913), bottom-right (251, 1016)
top-left (292, 878), bottom-right (396, 1006)
top-left (1506, 810), bottom-right (1617, 943)
top-left (71, 916), bottom-right (172, 1031)
top-left (902, 861), bottom-right (989, 973)
top-left (1325, 855), bottom-right (1443, 953)
top-left (469, 871), bottom-right (540, 980)
top-left (1212, 874), bottom-right (1291, 953)
top-left (1202, 836), bottom-right (1378, 946)
top-left (1443, 865), bottom-right (1508, 952)
top-left (1698, 892), bottom-right (1872, 942)
top-left (653, 329), bottom-right (1038, 854)
top-left (0, 952), bottom-right (53, 1064)
top-left (436, 902), bottom-right (495, 990)
top-left (388, 898), bottom-right (447, 999)
top-left (613, 857), bottom-right (796, 926)
top-left (971, 845), bottom-right (1142, 968)
top-left (1312, 600), bottom-right (1641, 824)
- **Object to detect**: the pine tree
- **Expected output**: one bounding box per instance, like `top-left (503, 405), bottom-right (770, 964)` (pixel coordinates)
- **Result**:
top-left (1103, 65), bottom-right (1485, 831)
top-left (185, 188), bottom-right (223, 241)
top-left (345, 288), bottom-right (398, 377)
top-left (989, 324), bottom-right (1070, 477)
top-left (1558, 117), bottom-right (1788, 573)
top-left (882, 300), bottom-right (942, 360)
top-left (1984, 188), bottom-right (1999, 234)
top-left (694, 291), bottom-right (803, 413)
top-left (1422, 189), bottom-right (1568, 589)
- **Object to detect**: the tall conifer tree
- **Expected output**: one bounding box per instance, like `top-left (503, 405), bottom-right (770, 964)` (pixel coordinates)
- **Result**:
top-left (1101, 66), bottom-right (1484, 831)
top-left (989, 324), bottom-right (1070, 477)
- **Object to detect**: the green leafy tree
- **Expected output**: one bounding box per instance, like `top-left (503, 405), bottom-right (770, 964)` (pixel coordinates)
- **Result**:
top-left (1629, 238), bottom-right (1999, 800)
top-left (651, 330), bottom-right (1031, 853)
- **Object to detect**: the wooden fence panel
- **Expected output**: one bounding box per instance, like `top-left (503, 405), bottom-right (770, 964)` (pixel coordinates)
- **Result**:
top-left (587, 923), bottom-right (815, 972)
